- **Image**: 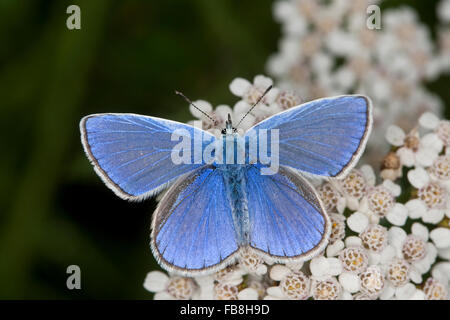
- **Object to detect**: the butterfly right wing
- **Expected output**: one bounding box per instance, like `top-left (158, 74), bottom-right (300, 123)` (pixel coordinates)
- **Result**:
top-left (244, 95), bottom-right (372, 178)
top-left (245, 165), bottom-right (330, 262)
top-left (151, 166), bottom-right (240, 275)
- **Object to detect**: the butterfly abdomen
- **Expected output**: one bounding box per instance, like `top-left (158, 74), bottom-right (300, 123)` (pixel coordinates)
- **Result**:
top-left (220, 165), bottom-right (250, 245)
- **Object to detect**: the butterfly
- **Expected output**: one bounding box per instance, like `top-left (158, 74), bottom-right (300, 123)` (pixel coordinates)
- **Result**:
top-left (80, 92), bottom-right (372, 275)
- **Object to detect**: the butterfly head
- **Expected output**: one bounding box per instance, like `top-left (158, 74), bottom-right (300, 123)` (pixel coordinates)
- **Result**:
top-left (221, 113), bottom-right (237, 135)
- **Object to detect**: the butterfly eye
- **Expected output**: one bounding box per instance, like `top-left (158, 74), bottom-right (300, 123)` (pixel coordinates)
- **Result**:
top-left (233, 128), bottom-right (237, 133)
top-left (221, 129), bottom-right (226, 134)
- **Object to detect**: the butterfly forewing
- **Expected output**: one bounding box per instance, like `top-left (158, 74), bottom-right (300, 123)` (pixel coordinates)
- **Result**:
top-left (80, 113), bottom-right (215, 200)
top-left (245, 95), bottom-right (372, 178)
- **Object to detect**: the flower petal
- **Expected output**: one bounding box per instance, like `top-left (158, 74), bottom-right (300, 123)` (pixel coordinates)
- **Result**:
top-left (395, 283), bottom-right (416, 299)
top-left (420, 133), bottom-right (443, 153)
top-left (327, 257), bottom-right (343, 276)
top-left (347, 211), bottom-right (369, 233)
top-left (419, 112), bottom-right (440, 129)
top-left (326, 240), bottom-right (345, 257)
top-left (345, 236), bottom-right (363, 248)
top-left (253, 74), bottom-right (273, 89)
top-left (229, 78), bottom-right (252, 97)
top-left (143, 271), bottom-right (169, 293)
top-left (238, 288), bottom-right (259, 300)
top-left (415, 147), bottom-right (438, 167)
top-left (338, 272), bottom-right (360, 293)
top-left (407, 167), bottom-right (429, 189)
top-left (430, 227), bottom-right (450, 249)
top-left (269, 265), bottom-right (291, 281)
top-left (383, 179), bottom-right (401, 197)
top-left (190, 100), bottom-right (213, 118)
top-left (386, 203), bottom-right (408, 226)
top-left (386, 125), bottom-right (405, 146)
top-left (422, 209), bottom-right (445, 224)
top-left (411, 222), bottom-right (429, 241)
top-left (397, 147), bottom-right (415, 167)
top-left (310, 256), bottom-right (330, 278)
top-left (405, 199), bottom-right (427, 219)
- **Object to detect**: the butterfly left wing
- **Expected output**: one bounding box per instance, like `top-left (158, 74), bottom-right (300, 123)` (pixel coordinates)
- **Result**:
top-left (80, 113), bottom-right (215, 201)
top-left (245, 165), bottom-right (330, 262)
top-left (245, 95), bottom-right (372, 178)
top-left (151, 166), bottom-right (240, 274)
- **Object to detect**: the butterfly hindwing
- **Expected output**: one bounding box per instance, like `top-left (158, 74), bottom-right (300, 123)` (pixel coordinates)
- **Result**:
top-left (245, 165), bottom-right (330, 261)
top-left (151, 166), bottom-right (240, 274)
top-left (245, 95), bottom-right (372, 178)
top-left (80, 113), bottom-right (215, 200)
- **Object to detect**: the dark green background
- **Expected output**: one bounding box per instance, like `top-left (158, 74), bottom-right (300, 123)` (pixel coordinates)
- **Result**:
top-left (0, 0), bottom-right (447, 299)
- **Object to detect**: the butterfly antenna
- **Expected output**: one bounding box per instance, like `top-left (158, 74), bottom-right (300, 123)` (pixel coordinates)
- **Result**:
top-left (175, 90), bottom-right (215, 123)
top-left (236, 85), bottom-right (273, 128)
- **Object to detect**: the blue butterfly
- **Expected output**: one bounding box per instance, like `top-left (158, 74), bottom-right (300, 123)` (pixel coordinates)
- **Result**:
top-left (80, 93), bottom-right (372, 275)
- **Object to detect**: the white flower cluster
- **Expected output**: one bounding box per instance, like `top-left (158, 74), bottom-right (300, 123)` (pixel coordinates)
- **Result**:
top-left (143, 76), bottom-right (450, 300)
top-left (267, 0), bottom-right (450, 163)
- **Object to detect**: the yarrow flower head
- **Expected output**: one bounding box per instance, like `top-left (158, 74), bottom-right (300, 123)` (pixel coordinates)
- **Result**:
top-left (143, 74), bottom-right (449, 300)
top-left (268, 0), bottom-right (449, 165)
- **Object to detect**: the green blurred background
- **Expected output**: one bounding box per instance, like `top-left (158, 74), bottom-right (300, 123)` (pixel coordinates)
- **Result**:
top-left (0, 0), bottom-right (448, 299)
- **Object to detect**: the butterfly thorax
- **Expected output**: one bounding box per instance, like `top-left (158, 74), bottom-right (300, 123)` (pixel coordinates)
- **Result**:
top-left (214, 133), bottom-right (247, 166)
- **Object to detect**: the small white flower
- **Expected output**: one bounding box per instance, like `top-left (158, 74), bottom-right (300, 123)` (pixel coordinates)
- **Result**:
top-left (360, 224), bottom-right (388, 253)
top-left (423, 277), bottom-right (449, 299)
top-left (279, 271), bottom-right (311, 300)
top-left (311, 277), bottom-right (342, 300)
top-left (214, 282), bottom-right (239, 300)
top-left (214, 265), bottom-right (245, 286)
top-left (359, 266), bottom-right (384, 298)
top-left (239, 248), bottom-right (267, 275)
top-left (339, 246), bottom-right (369, 274)
top-left (229, 75), bottom-right (278, 106)
top-left (395, 128), bottom-right (442, 167)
